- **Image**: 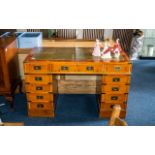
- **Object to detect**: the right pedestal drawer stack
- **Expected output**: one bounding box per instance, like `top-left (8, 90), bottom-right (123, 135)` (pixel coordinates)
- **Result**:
top-left (99, 63), bottom-right (132, 118)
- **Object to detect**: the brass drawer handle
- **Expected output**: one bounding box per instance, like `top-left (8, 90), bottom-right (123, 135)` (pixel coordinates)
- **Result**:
top-left (113, 78), bottom-right (120, 82)
top-left (35, 77), bottom-right (42, 81)
top-left (114, 66), bottom-right (121, 71)
top-left (86, 66), bottom-right (94, 71)
top-left (61, 66), bottom-right (69, 70)
top-left (37, 103), bottom-right (44, 108)
top-left (36, 86), bottom-right (43, 90)
top-left (34, 66), bottom-right (41, 70)
top-left (112, 87), bottom-right (119, 91)
top-left (111, 96), bottom-right (118, 100)
top-left (36, 96), bottom-right (44, 99)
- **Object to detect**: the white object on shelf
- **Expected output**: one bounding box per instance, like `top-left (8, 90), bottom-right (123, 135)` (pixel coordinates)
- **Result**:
top-left (147, 45), bottom-right (154, 56)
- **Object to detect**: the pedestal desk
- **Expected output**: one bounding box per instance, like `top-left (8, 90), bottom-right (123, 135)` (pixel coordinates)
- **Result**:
top-left (24, 48), bottom-right (132, 118)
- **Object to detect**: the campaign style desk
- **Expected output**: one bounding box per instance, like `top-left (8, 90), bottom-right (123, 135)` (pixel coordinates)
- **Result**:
top-left (24, 48), bottom-right (132, 118)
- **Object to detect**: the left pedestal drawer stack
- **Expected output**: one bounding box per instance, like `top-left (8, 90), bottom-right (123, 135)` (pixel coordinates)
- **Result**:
top-left (24, 62), bottom-right (55, 117)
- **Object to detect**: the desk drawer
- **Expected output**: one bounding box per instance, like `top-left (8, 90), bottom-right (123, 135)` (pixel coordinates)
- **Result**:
top-left (24, 63), bottom-right (50, 73)
top-left (99, 110), bottom-right (126, 118)
top-left (102, 75), bottom-right (130, 84)
top-left (25, 75), bottom-right (53, 84)
top-left (52, 62), bottom-right (78, 73)
top-left (100, 102), bottom-right (127, 111)
top-left (28, 102), bottom-right (54, 110)
top-left (28, 109), bottom-right (54, 117)
top-left (101, 94), bottom-right (128, 103)
top-left (77, 63), bottom-right (103, 73)
top-left (101, 84), bottom-right (129, 93)
top-left (27, 93), bottom-right (53, 102)
top-left (25, 84), bottom-right (53, 92)
top-left (105, 63), bottom-right (131, 74)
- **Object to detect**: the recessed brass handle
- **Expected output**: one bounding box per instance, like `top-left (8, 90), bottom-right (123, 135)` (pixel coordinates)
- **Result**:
top-left (112, 87), bottom-right (119, 91)
top-left (61, 66), bottom-right (69, 70)
top-left (37, 104), bottom-right (44, 108)
top-left (36, 86), bottom-right (43, 90)
top-left (36, 96), bottom-right (43, 99)
top-left (114, 66), bottom-right (121, 71)
top-left (86, 66), bottom-right (94, 71)
top-left (34, 66), bottom-right (41, 70)
top-left (113, 78), bottom-right (120, 82)
top-left (35, 77), bottom-right (42, 81)
top-left (111, 96), bottom-right (118, 100)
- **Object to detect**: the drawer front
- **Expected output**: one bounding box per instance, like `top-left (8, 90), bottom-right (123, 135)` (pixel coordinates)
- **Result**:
top-left (77, 63), bottom-right (103, 73)
top-left (52, 62), bottom-right (78, 73)
top-left (24, 63), bottom-right (49, 73)
top-left (101, 94), bottom-right (128, 103)
top-left (25, 75), bottom-right (52, 84)
top-left (25, 84), bottom-right (53, 92)
top-left (105, 64), bottom-right (131, 74)
top-left (102, 75), bottom-right (130, 84)
top-left (27, 93), bottom-right (53, 102)
top-left (101, 84), bottom-right (129, 93)
top-left (28, 102), bottom-right (54, 110)
top-left (99, 110), bottom-right (126, 118)
top-left (100, 102), bottom-right (127, 111)
top-left (28, 109), bottom-right (54, 117)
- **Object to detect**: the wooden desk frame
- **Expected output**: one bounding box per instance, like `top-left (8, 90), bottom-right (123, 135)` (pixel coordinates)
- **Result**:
top-left (23, 48), bottom-right (132, 118)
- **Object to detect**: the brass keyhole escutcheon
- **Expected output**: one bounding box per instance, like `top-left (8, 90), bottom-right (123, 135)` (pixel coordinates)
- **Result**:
top-left (35, 77), bottom-right (42, 81)
top-left (112, 87), bottom-right (119, 91)
top-left (86, 66), bottom-right (94, 71)
top-left (36, 96), bottom-right (43, 99)
top-left (114, 66), bottom-right (121, 71)
top-left (61, 66), bottom-right (69, 70)
top-left (37, 104), bottom-right (44, 108)
top-left (34, 66), bottom-right (41, 70)
top-left (113, 78), bottom-right (120, 82)
top-left (111, 96), bottom-right (118, 100)
top-left (36, 86), bottom-right (43, 90)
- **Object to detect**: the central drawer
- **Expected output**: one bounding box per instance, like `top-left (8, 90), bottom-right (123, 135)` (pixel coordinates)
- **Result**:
top-left (101, 84), bottom-right (130, 93)
top-left (77, 62), bottom-right (103, 73)
top-left (52, 62), bottom-right (78, 73)
top-left (25, 84), bottom-right (53, 92)
top-left (25, 74), bottom-right (53, 84)
top-left (101, 94), bottom-right (128, 103)
top-left (27, 93), bottom-right (53, 102)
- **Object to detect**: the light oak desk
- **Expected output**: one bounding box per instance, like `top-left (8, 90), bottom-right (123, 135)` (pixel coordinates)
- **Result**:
top-left (24, 47), bottom-right (132, 118)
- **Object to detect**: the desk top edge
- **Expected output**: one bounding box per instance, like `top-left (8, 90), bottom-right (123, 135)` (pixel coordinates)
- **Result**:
top-left (24, 47), bottom-right (130, 63)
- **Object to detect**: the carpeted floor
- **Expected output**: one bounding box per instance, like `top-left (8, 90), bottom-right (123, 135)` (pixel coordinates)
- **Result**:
top-left (1, 60), bottom-right (155, 126)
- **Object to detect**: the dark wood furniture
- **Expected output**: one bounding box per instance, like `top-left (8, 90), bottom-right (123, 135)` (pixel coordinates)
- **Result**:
top-left (0, 36), bottom-right (21, 106)
top-left (24, 47), bottom-right (132, 118)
